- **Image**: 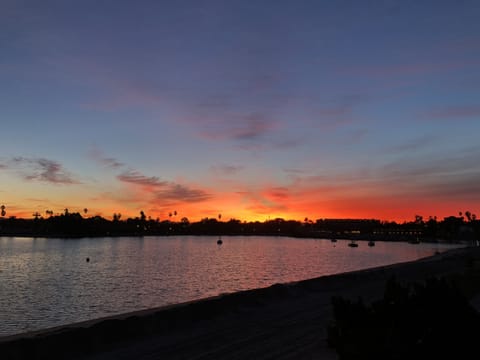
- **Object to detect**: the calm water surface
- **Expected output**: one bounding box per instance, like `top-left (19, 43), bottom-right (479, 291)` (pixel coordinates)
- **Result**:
top-left (0, 236), bottom-right (462, 337)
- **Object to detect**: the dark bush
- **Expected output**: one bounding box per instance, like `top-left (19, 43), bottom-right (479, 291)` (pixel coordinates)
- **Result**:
top-left (327, 276), bottom-right (480, 359)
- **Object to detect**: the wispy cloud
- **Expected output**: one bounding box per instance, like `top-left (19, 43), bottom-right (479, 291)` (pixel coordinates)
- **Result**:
top-left (43, 55), bottom-right (168, 112)
top-left (243, 191), bottom-right (287, 215)
top-left (375, 149), bottom-right (480, 202)
top-left (246, 202), bottom-right (287, 216)
top-left (235, 186), bottom-right (291, 217)
top-left (117, 169), bottom-right (211, 204)
top-left (272, 137), bottom-right (304, 150)
top-left (88, 148), bottom-right (124, 169)
top-left (155, 184), bottom-right (211, 203)
top-left (117, 170), bottom-right (168, 188)
top-left (232, 114), bottom-right (275, 141)
top-left (379, 148), bottom-right (480, 180)
top-left (7, 157), bottom-right (79, 184)
top-left (385, 134), bottom-right (437, 154)
top-left (210, 164), bottom-right (244, 176)
top-left (313, 94), bottom-right (366, 131)
top-left (342, 128), bottom-right (368, 145)
top-left (200, 112), bottom-right (277, 142)
top-left (283, 168), bottom-right (308, 175)
top-left (277, 144), bottom-right (480, 219)
top-left (263, 186), bottom-right (290, 201)
top-left (195, 95), bottom-right (232, 111)
top-left (420, 172), bottom-right (480, 201)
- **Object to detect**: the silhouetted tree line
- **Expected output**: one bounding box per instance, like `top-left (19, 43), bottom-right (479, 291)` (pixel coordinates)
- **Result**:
top-left (0, 209), bottom-right (478, 242)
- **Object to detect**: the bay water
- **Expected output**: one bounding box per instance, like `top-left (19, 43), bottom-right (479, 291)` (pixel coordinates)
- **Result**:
top-left (0, 236), bottom-right (462, 337)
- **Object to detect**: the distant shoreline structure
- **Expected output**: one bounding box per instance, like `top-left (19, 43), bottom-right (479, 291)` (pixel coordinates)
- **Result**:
top-left (0, 213), bottom-right (478, 243)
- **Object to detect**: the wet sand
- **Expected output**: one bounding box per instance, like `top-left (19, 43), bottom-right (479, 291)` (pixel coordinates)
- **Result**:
top-left (1, 246), bottom-right (479, 360)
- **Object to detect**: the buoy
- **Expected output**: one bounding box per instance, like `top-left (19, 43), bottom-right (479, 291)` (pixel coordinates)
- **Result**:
top-left (217, 239), bottom-right (223, 245)
top-left (86, 257), bottom-right (90, 262)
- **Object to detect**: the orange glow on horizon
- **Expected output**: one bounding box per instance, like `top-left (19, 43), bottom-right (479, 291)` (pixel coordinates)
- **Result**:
top-left (2, 200), bottom-right (477, 224)
top-left (1, 175), bottom-right (477, 224)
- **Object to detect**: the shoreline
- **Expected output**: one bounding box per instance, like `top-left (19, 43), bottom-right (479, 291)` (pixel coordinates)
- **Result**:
top-left (1, 233), bottom-right (466, 246)
top-left (2, 246), bottom-right (479, 359)
top-left (1, 232), bottom-right (464, 244)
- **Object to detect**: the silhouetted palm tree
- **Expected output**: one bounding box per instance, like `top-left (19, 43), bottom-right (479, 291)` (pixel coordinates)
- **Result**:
top-left (465, 211), bottom-right (472, 222)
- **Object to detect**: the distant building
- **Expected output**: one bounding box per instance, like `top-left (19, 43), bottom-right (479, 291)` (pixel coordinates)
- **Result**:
top-left (315, 218), bottom-right (381, 235)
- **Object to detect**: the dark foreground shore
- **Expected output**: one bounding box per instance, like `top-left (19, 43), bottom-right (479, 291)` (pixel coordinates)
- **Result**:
top-left (2, 246), bottom-right (480, 360)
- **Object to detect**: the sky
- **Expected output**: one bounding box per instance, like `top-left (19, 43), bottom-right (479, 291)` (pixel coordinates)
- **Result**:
top-left (1, 0), bottom-right (479, 222)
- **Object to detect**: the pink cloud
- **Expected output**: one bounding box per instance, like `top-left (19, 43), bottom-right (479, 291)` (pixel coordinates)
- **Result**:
top-left (262, 186), bottom-right (290, 201)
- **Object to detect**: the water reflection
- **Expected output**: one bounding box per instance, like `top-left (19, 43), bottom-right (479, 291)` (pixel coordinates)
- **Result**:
top-left (0, 236), bottom-right (462, 337)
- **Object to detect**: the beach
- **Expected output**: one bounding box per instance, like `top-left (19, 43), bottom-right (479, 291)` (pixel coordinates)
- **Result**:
top-left (1, 246), bottom-right (479, 360)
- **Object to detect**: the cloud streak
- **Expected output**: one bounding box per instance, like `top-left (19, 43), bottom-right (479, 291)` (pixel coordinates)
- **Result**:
top-left (88, 148), bottom-right (125, 169)
top-left (385, 134), bottom-right (437, 154)
top-left (155, 184), bottom-right (211, 203)
top-left (199, 112), bottom-right (277, 142)
top-left (7, 157), bottom-right (79, 185)
top-left (231, 114), bottom-right (276, 141)
top-left (210, 164), bottom-right (244, 176)
top-left (117, 171), bottom-right (167, 187)
top-left (117, 170), bottom-right (211, 205)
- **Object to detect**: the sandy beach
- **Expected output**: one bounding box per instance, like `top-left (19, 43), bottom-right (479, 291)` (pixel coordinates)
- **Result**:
top-left (1, 246), bottom-right (479, 360)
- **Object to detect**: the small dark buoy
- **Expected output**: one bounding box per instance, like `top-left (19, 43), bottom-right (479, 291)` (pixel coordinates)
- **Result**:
top-left (217, 239), bottom-right (223, 245)
top-left (86, 257), bottom-right (90, 262)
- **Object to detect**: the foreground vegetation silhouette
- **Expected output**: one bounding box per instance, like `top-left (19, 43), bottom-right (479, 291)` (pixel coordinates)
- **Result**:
top-left (327, 276), bottom-right (480, 359)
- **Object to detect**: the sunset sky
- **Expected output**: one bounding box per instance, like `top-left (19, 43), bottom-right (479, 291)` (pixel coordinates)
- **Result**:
top-left (1, 0), bottom-right (479, 222)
